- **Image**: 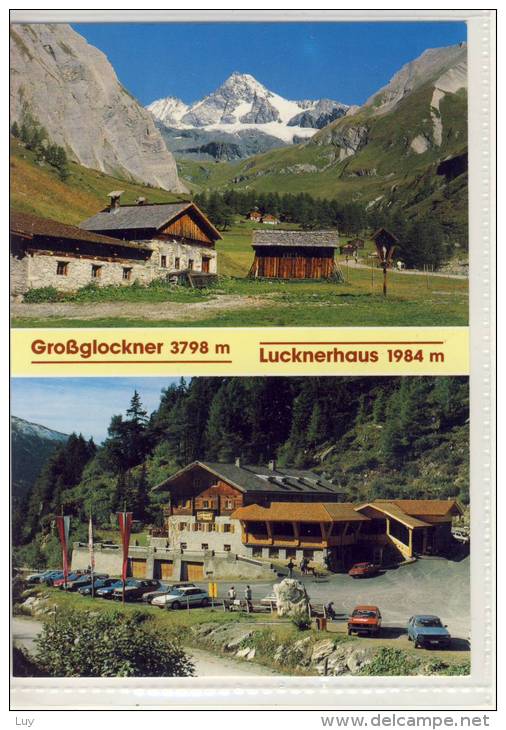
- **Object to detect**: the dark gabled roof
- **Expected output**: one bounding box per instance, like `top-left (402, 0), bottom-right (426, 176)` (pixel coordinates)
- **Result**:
top-left (10, 210), bottom-right (150, 251)
top-left (371, 228), bottom-right (399, 243)
top-left (252, 229), bottom-right (340, 248)
top-left (80, 201), bottom-right (222, 240)
top-left (153, 460), bottom-right (345, 497)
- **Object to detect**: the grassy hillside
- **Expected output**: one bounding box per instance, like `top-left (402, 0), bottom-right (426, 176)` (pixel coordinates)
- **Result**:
top-left (176, 85), bottom-right (468, 241)
top-left (10, 137), bottom-right (190, 225)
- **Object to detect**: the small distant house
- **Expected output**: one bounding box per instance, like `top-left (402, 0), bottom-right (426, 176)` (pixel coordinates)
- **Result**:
top-left (80, 193), bottom-right (222, 276)
top-left (348, 237), bottom-right (365, 249)
top-left (249, 229), bottom-right (343, 280)
top-left (339, 243), bottom-right (357, 256)
top-left (248, 209), bottom-right (262, 222)
top-left (261, 214), bottom-right (279, 225)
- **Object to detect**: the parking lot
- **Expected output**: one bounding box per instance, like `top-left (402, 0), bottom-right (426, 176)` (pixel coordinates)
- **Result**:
top-left (187, 556), bottom-right (470, 640)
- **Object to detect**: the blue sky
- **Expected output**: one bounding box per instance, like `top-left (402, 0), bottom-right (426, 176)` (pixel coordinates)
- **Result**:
top-left (72, 22), bottom-right (466, 106)
top-left (11, 378), bottom-right (179, 444)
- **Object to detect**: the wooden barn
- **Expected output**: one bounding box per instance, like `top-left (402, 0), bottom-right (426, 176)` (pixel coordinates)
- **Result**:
top-left (248, 229), bottom-right (343, 281)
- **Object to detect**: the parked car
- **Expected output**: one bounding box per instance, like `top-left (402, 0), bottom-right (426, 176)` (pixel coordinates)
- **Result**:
top-left (42, 571), bottom-right (64, 586)
top-left (67, 574), bottom-right (108, 592)
top-left (95, 580), bottom-right (128, 599)
top-left (26, 569), bottom-right (57, 584)
top-left (407, 615), bottom-right (451, 649)
top-left (53, 572), bottom-right (83, 588)
top-left (78, 578), bottom-right (117, 596)
top-left (348, 605), bottom-right (382, 636)
top-left (348, 562), bottom-right (380, 578)
top-left (152, 586), bottom-right (210, 610)
top-left (112, 579), bottom-right (161, 602)
top-left (142, 582), bottom-right (196, 604)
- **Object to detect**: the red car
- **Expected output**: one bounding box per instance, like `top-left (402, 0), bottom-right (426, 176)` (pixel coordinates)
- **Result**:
top-left (348, 562), bottom-right (380, 578)
top-left (348, 605), bottom-right (382, 636)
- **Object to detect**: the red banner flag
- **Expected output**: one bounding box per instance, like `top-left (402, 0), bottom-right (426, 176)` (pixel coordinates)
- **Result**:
top-left (117, 511), bottom-right (133, 583)
top-left (55, 515), bottom-right (70, 583)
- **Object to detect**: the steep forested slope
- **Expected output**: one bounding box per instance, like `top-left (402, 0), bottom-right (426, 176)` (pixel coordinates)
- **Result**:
top-left (14, 377), bottom-right (469, 563)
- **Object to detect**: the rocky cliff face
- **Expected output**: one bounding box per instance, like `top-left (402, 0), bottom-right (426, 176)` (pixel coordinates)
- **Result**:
top-left (10, 23), bottom-right (186, 192)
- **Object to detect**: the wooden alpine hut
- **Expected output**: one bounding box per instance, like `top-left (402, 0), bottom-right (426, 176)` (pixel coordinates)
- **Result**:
top-left (248, 229), bottom-right (344, 281)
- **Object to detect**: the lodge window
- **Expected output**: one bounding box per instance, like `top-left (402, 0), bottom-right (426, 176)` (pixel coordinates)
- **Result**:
top-left (160, 255), bottom-right (167, 268)
top-left (178, 523), bottom-right (188, 531)
top-left (225, 499), bottom-right (233, 510)
top-left (201, 543), bottom-right (209, 551)
top-left (174, 257), bottom-right (180, 270)
top-left (268, 547), bottom-right (279, 558)
top-left (252, 547), bottom-right (262, 558)
top-left (122, 267), bottom-right (132, 281)
top-left (188, 259), bottom-right (194, 270)
top-left (224, 544), bottom-right (231, 552)
top-left (207, 523), bottom-right (217, 532)
top-left (91, 265), bottom-right (102, 279)
top-left (223, 523), bottom-right (234, 533)
top-left (203, 500), bottom-right (209, 508)
top-left (286, 548), bottom-right (297, 558)
top-left (303, 549), bottom-right (314, 560)
top-left (56, 261), bottom-right (68, 276)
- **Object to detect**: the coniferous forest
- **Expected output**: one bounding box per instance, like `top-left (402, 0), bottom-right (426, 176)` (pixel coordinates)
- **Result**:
top-left (13, 376), bottom-right (469, 567)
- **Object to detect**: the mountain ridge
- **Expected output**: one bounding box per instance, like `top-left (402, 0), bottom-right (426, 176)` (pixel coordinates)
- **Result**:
top-left (10, 23), bottom-right (186, 192)
top-left (147, 72), bottom-right (349, 159)
top-left (11, 415), bottom-right (69, 501)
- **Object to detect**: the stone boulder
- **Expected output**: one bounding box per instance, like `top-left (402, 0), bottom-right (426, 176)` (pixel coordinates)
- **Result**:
top-left (273, 578), bottom-right (310, 619)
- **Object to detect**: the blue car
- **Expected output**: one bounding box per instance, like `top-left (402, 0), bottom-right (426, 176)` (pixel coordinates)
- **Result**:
top-left (95, 579), bottom-right (135, 599)
top-left (407, 615), bottom-right (451, 649)
top-left (26, 569), bottom-right (58, 584)
top-left (42, 571), bottom-right (64, 586)
top-left (78, 578), bottom-right (117, 596)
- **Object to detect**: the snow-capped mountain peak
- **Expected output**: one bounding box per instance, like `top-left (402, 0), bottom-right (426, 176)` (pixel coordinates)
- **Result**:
top-left (147, 72), bottom-right (349, 145)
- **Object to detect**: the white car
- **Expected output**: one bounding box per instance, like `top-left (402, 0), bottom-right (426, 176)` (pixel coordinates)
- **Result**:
top-left (152, 586), bottom-right (210, 610)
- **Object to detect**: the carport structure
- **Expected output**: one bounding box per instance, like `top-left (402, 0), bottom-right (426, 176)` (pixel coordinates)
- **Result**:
top-left (355, 500), bottom-right (464, 559)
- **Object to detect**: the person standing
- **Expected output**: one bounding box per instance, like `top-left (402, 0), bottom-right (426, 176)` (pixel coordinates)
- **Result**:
top-left (287, 558), bottom-right (295, 578)
top-left (245, 584), bottom-right (252, 612)
top-left (228, 585), bottom-right (236, 600)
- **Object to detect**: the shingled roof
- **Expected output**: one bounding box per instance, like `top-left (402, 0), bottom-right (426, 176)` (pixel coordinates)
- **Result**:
top-left (153, 460), bottom-right (345, 497)
top-left (10, 210), bottom-right (150, 251)
top-left (252, 229), bottom-right (340, 248)
top-left (80, 201), bottom-right (222, 240)
top-left (232, 502), bottom-right (369, 523)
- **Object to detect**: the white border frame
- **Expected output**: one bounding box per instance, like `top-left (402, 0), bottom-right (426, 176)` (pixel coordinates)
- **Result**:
top-left (8, 7), bottom-right (496, 710)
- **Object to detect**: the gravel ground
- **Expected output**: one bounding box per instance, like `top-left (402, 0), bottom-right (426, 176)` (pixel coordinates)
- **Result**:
top-left (10, 294), bottom-right (272, 322)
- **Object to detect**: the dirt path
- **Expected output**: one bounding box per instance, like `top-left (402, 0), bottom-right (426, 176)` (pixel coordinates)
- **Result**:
top-left (11, 294), bottom-right (273, 322)
top-left (345, 261), bottom-right (468, 280)
top-left (12, 616), bottom-right (278, 677)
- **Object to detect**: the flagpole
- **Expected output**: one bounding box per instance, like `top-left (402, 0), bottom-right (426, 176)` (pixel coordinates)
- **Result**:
top-left (122, 501), bottom-right (126, 606)
top-left (89, 512), bottom-right (95, 599)
top-left (62, 507), bottom-right (67, 592)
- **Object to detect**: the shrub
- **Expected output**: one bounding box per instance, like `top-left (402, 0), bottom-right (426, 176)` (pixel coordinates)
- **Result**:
top-left (23, 286), bottom-right (61, 303)
top-left (291, 613), bottom-right (312, 631)
top-left (360, 647), bottom-right (417, 676)
top-left (35, 609), bottom-right (195, 677)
